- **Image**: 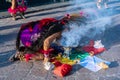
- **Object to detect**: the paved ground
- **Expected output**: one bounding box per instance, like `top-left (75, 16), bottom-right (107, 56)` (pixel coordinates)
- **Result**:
top-left (0, 1), bottom-right (72, 19)
top-left (0, 0), bottom-right (120, 80)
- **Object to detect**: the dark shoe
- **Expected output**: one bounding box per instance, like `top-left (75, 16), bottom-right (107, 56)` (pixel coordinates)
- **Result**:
top-left (9, 54), bottom-right (19, 62)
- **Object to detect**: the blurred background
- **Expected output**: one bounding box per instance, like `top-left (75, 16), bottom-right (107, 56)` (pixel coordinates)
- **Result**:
top-left (0, 0), bottom-right (70, 11)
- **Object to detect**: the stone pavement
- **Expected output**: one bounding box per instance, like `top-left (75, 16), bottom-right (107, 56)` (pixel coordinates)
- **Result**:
top-left (0, 0), bottom-right (120, 80)
top-left (0, 1), bottom-right (72, 19)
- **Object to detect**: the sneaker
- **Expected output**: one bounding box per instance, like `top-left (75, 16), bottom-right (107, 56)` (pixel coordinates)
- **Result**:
top-left (44, 62), bottom-right (54, 70)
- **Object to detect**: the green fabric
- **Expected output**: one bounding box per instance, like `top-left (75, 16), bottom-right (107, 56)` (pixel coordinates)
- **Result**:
top-left (69, 51), bottom-right (89, 60)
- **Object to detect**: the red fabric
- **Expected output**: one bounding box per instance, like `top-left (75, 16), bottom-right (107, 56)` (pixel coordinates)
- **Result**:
top-left (61, 21), bottom-right (66, 25)
top-left (17, 6), bottom-right (27, 12)
top-left (40, 18), bottom-right (57, 27)
top-left (89, 40), bottom-right (94, 46)
top-left (82, 40), bottom-right (106, 55)
top-left (50, 59), bottom-right (62, 67)
top-left (8, 6), bottom-right (27, 14)
top-left (24, 54), bottom-right (35, 62)
top-left (20, 18), bottom-right (57, 31)
top-left (53, 61), bottom-right (62, 67)
top-left (49, 58), bottom-right (56, 62)
top-left (82, 46), bottom-right (106, 55)
top-left (53, 64), bottom-right (72, 77)
top-left (25, 42), bottom-right (31, 47)
top-left (8, 7), bottom-right (18, 14)
top-left (39, 48), bottom-right (54, 55)
top-left (29, 26), bottom-right (33, 32)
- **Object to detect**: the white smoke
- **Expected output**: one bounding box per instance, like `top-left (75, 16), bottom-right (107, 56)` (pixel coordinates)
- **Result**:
top-left (59, 0), bottom-right (114, 47)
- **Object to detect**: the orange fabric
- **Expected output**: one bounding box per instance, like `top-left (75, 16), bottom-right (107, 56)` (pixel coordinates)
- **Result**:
top-left (53, 64), bottom-right (72, 77)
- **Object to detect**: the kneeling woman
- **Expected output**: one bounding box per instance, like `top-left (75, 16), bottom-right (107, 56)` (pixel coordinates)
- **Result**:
top-left (10, 14), bottom-right (86, 70)
top-left (9, 17), bottom-right (69, 70)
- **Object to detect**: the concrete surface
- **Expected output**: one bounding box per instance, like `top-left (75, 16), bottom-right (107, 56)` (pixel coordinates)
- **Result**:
top-left (0, 0), bottom-right (120, 80)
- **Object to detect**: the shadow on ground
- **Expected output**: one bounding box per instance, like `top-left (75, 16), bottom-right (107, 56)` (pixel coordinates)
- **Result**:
top-left (102, 24), bottom-right (120, 50)
top-left (66, 64), bottom-right (82, 76)
top-left (0, 23), bottom-right (25, 44)
top-left (0, 23), bottom-right (23, 68)
top-left (0, 50), bottom-right (16, 68)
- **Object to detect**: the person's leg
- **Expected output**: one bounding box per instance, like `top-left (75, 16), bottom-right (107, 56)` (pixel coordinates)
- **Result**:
top-left (18, 1), bottom-right (27, 19)
top-left (31, 52), bottom-right (44, 61)
top-left (11, 0), bottom-right (16, 20)
top-left (43, 32), bottom-right (61, 64)
top-left (104, 0), bottom-right (108, 8)
top-left (11, 0), bottom-right (17, 20)
top-left (10, 13), bottom-right (17, 20)
top-left (97, 0), bottom-right (102, 9)
top-left (11, 0), bottom-right (16, 9)
top-left (19, 12), bottom-right (26, 19)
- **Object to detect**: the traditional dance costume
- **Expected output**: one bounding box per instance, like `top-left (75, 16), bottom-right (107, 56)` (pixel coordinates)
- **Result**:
top-left (8, 0), bottom-right (27, 20)
top-left (16, 18), bottom-right (65, 59)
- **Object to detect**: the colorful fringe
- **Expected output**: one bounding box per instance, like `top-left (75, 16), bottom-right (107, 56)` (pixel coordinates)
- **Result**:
top-left (17, 6), bottom-right (27, 12)
top-left (8, 8), bottom-right (18, 14)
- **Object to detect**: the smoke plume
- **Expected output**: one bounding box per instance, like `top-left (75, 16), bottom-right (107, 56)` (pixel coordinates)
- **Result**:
top-left (59, 0), bottom-right (115, 47)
